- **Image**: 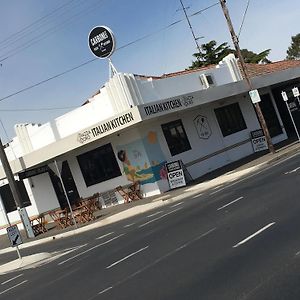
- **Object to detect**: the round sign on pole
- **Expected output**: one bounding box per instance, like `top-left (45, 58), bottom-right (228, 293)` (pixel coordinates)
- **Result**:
top-left (88, 26), bottom-right (115, 59)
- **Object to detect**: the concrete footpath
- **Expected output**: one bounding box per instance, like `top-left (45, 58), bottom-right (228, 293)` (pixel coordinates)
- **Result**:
top-left (1, 139), bottom-right (300, 273)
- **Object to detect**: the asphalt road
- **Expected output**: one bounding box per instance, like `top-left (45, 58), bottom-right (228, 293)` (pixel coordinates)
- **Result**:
top-left (1, 152), bottom-right (300, 299)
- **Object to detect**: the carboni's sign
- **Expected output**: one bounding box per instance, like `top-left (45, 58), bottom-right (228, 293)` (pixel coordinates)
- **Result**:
top-left (77, 110), bottom-right (139, 144)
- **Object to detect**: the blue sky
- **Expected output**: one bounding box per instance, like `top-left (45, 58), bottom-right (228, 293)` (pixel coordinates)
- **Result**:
top-left (0, 0), bottom-right (298, 141)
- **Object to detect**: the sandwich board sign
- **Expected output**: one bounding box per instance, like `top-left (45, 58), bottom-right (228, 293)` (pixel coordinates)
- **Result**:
top-left (250, 129), bottom-right (268, 152)
top-left (166, 160), bottom-right (186, 189)
top-left (6, 225), bottom-right (22, 247)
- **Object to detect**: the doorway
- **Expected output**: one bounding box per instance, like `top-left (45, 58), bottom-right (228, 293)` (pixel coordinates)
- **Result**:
top-left (259, 94), bottom-right (283, 137)
top-left (49, 161), bottom-right (79, 209)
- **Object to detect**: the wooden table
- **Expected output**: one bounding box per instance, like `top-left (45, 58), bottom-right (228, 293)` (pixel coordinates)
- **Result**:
top-left (49, 208), bottom-right (71, 229)
top-left (30, 214), bottom-right (47, 236)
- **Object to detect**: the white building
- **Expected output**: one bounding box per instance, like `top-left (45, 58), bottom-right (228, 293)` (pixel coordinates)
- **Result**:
top-left (1, 54), bottom-right (300, 230)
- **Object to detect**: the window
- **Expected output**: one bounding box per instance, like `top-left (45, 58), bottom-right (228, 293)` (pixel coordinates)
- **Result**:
top-left (162, 119), bottom-right (191, 156)
top-left (214, 103), bottom-right (247, 137)
top-left (77, 143), bottom-right (121, 187)
top-left (206, 75), bottom-right (214, 85)
top-left (0, 181), bottom-right (31, 213)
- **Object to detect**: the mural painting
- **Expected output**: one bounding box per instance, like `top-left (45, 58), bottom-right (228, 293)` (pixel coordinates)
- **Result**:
top-left (117, 131), bottom-right (167, 185)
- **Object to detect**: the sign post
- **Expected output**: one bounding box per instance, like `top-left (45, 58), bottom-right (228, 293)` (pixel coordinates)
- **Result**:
top-left (6, 225), bottom-right (22, 259)
top-left (166, 161), bottom-right (186, 189)
top-left (281, 91), bottom-right (300, 142)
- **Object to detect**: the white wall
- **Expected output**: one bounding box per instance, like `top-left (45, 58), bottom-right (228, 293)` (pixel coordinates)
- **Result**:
top-left (135, 65), bottom-right (235, 104)
top-left (138, 95), bottom-right (264, 181)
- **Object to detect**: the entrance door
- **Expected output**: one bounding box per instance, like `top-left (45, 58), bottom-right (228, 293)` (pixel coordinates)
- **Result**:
top-left (49, 161), bottom-right (79, 209)
top-left (259, 94), bottom-right (283, 137)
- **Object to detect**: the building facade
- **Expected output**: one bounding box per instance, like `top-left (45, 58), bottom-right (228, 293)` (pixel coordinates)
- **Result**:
top-left (1, 54), bottom-right (300, 230)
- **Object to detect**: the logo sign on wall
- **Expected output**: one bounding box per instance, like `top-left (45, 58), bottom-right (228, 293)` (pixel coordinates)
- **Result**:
top-left (250, 129), bottom-right (268, 152)
top-left (88, 26), bottom-right (115, 59)
top-left (193, 115), bottom-right (211, 139)
top-left (166, 161), bottom-right (186, 189)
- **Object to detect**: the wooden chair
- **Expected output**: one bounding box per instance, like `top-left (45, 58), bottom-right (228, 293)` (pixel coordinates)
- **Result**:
top-left (49, 208), bottom-right (71, 229)
top-left (129, 181), bottom-right (142, 200)
top-left (30, 214), bottom-right (47, 236)
top-left (116, 186), bottom-right (133, 203)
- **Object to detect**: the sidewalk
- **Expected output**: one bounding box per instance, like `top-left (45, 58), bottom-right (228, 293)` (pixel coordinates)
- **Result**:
top-left (0, 138), bottom-right (299, 272)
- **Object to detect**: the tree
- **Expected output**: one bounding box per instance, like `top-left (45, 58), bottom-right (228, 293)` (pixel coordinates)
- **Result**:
top-left (286, 33), bottom-right (300, 60)
top-left (240, 49), bottom-right (271, 64)
top-left (189, 40), bottom-right (231, 69)
top-left (188, 40), bottom-right (271, 69)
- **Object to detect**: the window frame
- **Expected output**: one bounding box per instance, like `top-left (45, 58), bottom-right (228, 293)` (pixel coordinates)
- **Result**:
top-left (214, 102), bottom-right (247, 137)
top-left (161, 119), bottom-right (191, 156)
top-left (77, 143), bottom-right (121, 187)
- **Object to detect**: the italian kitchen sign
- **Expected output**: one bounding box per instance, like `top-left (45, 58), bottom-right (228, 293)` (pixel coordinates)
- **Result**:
top-left (77, 108), bottom-right (141, 144)
top-left (140, 95), bottom-right (195, 119)
top-left (166, 160), bottom-right (186, 189)
top-left (250, 129), bottom-right (268, 152)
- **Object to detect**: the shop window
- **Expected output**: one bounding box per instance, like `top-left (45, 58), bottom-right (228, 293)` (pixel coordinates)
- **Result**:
top-left (161, 119), bottom-right (191, 156)
top-left (215, 102), bottom-right (247, 137)
top-left (77, 143), bottom-right (121, 187)
top-left (0, 181), bottom-right (31, 213)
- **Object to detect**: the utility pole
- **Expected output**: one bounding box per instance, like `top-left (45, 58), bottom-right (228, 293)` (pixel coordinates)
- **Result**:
top-left (179, 0), bottom-right (203, 61)
top-left (219, 0), bottom-right (275, 154)
top-left (0, 138), bottom-right (34, 239)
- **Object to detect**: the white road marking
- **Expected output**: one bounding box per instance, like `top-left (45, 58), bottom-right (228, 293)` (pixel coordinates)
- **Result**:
top-left (124, 223), bottom-right (135, 228)
top-left (147, 211), bottom-right (163, 218)
top-left (1, 274), bottom-right (23, 285)
top-left (210, 189), bottom-right (223, 195)
top-left (96, 232), bottom-right (114, 240)
top-left (58, 234), bottom-right (125, 265)
top-left (233, 222), bottom-right (275, 248)
top-left (139, 208), bottom-right (183, 228)
top-left (0, 280), bottom-right (28, 295)
top-left (171, 202), bottom-right (183, 208)
top-left (296, 251), bottom-right (300, 256)
top-left (217, 197), bottom-right (244, 210)
top-left (284, 166), bottom-right (300, 174)
top-left (95, 228), bottom-right (216, 296)
top-left (98, 286), bottom-right (113, 295)
top-left (106, 246), bottom-right (149, 269)
top-left (191, 193), bottom-right (203, 199)
top-left (207, 151), bottom-right (300, 196)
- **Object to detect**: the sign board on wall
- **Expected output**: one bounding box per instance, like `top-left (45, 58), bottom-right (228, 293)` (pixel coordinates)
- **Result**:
top-left (292, 87), bottom-right (300, 98)
top-left (249, 89), bottom-right (261, 104)
top-left (166, 161), bottom-right (186, 189)
top-left (250, 129), bottom-right (268, 152)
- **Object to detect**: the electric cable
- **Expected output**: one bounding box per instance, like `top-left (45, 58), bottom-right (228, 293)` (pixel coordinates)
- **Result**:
top-left (238, 0), bottom-right (250, 38)
top-left (0, 2), bottom-right (218, 102)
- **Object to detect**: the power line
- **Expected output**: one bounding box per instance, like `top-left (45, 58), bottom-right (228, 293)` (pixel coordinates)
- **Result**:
top-left (0, 0), bottom-right (79, 48)
top-left (0, 58), bottom-right (97, 102)
top-left (238, 0), bottom-right (251, 38)
top-left (0, 0), bottom-right (105, 62)
top-left (0, 2), bottom-right (218, 102)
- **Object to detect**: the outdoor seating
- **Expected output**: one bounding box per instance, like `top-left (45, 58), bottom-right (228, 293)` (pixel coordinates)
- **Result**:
top-left (49, 208), bottom-right (71, 229)
top-left (116, 182), bottom-right (142, 203)
top-left (129, 181), bottom-right (142, 200)
top-left (30, 214), bottom-right (47, 236)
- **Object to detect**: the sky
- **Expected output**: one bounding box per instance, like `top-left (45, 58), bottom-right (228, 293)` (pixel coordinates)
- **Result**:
top-left (0, 0), bottom-right (298, 142)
